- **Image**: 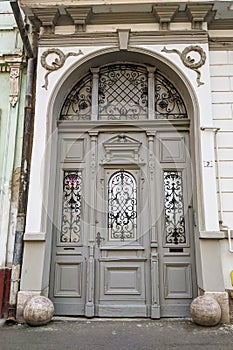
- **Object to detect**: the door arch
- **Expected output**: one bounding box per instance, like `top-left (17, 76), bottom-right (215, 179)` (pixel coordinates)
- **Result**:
top-left (48, 55), bottom-right (199, 318)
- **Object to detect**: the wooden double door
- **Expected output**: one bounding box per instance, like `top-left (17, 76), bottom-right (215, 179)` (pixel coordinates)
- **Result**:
top-left (50, 126), bottom-right (197, 318)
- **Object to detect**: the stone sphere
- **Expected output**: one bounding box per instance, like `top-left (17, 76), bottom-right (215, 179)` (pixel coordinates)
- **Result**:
top-left (190, 295), bottom-right (221, 326)
top-left (23, 296), bottom-right (54, 326)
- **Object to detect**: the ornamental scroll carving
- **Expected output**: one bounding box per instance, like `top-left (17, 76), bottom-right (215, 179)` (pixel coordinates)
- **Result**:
top-left (9, 66), bottom-right (21, 107)
top-left (41, 48), bottom-right (83, 90)
top-left (162, 45), bottom-right (206, 87)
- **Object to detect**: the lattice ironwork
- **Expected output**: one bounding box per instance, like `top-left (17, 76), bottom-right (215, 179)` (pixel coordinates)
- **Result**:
top-left (59, 64), bottom-right (187, 120)
top-left (163, 171), bottom-right (186, 245)
top-left (99, 64), bottom-right (148, 120)
top-left (60, 171), bottom-right (82, 243)
top-left (155, 72), bottom-right (187, 119)
top-left (60, 74), bottom-right (92, 120)
top-left (108, 171), bottom-right (137, 241)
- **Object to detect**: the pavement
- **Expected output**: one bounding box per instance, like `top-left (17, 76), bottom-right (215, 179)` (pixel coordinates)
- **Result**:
top-left (0, 317), bottom-right (233, 350)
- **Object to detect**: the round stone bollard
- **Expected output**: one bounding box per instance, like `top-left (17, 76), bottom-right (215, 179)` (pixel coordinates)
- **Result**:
top-left (190, 295), bottom-right (221, 326)
top-left (23, 296), bottom-right (54, 326)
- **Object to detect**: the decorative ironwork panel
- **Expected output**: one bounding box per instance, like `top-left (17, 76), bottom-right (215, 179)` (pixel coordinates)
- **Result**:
top-left (60, 171), bottom-right (82, 243)
top-left (155, 72), bottom-right (187, 119)
top-left (60, 74), bottom-right (92, 120)
top-left (99, 64), bottom-right (148, 120)
top-left (163, 171), bottom-right (186, 245)
top-left (108, 171), bottom-right (137, 241)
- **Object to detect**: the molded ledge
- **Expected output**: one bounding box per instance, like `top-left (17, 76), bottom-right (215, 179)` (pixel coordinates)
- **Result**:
top-left (23, 232), bottom-right (46, 241)
top-left (199, 231), bottom-right (225, 239)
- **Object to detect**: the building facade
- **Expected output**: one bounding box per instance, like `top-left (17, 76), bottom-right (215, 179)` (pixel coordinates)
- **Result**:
top-left (16, 0), bottom-right (233, 321)
top-left (0, 2), bottom-right (27, 318)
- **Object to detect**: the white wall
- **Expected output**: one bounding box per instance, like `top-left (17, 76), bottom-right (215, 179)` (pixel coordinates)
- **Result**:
top-left (210, 51), bottom-right (233, 229)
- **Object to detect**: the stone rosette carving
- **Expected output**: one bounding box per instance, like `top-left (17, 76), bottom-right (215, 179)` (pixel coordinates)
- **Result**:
top-left (41, 48), bottom-right (83, 90)
top-left (162, 45), bottom-right (206, 87)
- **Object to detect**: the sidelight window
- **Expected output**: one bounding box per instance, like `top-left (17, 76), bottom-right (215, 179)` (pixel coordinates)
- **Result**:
top-left (163, 171), bottom-right (186, 245)
top-left (60, 171), bottom-right (82, 243)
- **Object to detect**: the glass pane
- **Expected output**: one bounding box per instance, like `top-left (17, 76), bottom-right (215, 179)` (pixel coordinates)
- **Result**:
top-left (60, 74), bottom-right (92, 120)
top-left (155, 72), bottom-right (187, 119)
top-left (60, 171), bottom-right (82, 243)
top-left (108, 171), bottom-right (137, 241)
top-left (163, 171), bottom-right (186, 245)
top-left (99, 64), bottom-right (148, 120)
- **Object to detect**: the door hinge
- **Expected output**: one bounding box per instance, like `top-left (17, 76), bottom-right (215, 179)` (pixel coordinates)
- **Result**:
top-left (193, 211), bottom-right (197, 227)
top-left (96, 232), bottom-right (105, 247)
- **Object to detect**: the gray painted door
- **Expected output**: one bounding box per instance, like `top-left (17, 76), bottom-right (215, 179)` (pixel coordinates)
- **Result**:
top-left (50, 128), bottom-right (196, 317)
top-left (94, 132), bottom-right (151, 317)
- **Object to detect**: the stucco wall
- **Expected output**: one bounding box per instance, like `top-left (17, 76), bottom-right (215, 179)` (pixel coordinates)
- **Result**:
top-left (210, 51), bottom-right (233, 230)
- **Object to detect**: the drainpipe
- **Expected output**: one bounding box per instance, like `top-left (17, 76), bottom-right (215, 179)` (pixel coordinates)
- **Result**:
top-left (201, 127), bottom-right (233, 254)
top-left (6, 0), bottom-right (35, 324)
top-left (212, 128), bottom-right (233, 253)
top-left (9, 0), bottom-right (34, 59)
top-left (213, 128), bottom-right (223, 225)
top-left (227, 228), bottom-right (233, 253)
top-left (200, 126), bottom-right (222, 221)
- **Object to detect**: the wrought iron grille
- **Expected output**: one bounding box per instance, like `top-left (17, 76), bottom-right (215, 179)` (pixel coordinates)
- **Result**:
top-left (60, 171), bottom-right (82, 243)
top-left (60, 74), bottom-right (92, 120)
top-left (59, 64), bottom-right (187, 120)
top-left (108, 171), bottom-right (137, 241)
top-left (99, 64), bottom-right (148, 120)
top-left (163, 171), bottom-right (186, 245)
top-left (155, 72), bottom-right (187, 119)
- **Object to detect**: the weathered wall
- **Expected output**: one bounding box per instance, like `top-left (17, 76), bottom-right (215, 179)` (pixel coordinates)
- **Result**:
top-left (0, 3), bottom-right (25, 267)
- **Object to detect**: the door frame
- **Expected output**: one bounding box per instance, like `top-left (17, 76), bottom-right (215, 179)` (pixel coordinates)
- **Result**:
top-left (20, 47), bottom-right (217, 320)
top-left (49, 120), bottom-right (196, 317)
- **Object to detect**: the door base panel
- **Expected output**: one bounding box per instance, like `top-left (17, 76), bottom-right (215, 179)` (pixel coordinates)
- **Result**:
top-left (160, 304), bottom-right (191, 318)
top-left (97, 304), bottom-right (147, 317)
top-left (53, 302), bottom-right (191, 318)
top-left (54, 302), bottom-right (85, 316)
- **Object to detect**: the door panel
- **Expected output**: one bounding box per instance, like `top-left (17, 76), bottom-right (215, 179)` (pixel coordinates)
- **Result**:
top-left (49, 133), bottom-right (90, 315)
top-left (94, 132), bottom-right (150, 317)
top-left (50, 128), bottom-right (196, 318)
top-left (54, 259), bottom-right (83, 297)
top-left (156, 131), bottom-right (197, 317)
top-left (163, 263), bottom-right (192, 299)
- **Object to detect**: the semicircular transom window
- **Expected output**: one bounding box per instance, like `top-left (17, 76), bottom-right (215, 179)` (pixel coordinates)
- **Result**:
top-left (60, 74), bottom-right (92, 120)
top-left (60, 63), bottom-right (187, 120)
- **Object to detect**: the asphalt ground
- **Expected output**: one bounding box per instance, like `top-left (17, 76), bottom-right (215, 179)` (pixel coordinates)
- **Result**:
top-left (1, 317), bottom-right (233, 350)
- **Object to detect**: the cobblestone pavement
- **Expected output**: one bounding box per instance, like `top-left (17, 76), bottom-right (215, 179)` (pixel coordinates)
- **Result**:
top-left (1, 317), bottom-right (233, 350)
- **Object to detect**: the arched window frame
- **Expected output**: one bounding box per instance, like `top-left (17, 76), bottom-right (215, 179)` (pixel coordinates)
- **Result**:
top-left (60, 63), bottom-right (187, 121)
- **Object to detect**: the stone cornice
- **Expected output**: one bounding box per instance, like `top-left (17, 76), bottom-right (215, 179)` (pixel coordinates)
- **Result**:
top-left (20, 2), bottom-right (233, 32)
top-left (186, 4), bottom-right (214, 29)
top-left (66, 7), bottom-right (92, 32)
top-left (0, 53), bottom-right (25, 67)
top-left (38, 30), bottom-right (208, 47)
top-left (153, 5), bottom-right (179, 30)
top-left (209, 37), bottom-right (233, 51)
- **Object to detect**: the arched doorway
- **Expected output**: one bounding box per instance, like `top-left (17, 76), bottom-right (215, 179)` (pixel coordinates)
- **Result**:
top-left (49, 58), bottom-right (197, 318)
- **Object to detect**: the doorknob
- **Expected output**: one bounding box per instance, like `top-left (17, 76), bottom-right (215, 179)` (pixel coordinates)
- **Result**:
top-left (96, 232), bottom-right (105, 247)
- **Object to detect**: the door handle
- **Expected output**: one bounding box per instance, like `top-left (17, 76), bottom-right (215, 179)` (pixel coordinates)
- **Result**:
top-left (96, 232), bottom-right (105, 247)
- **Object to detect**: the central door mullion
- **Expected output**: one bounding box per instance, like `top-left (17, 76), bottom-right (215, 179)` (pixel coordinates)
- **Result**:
top-left (85, 131), bottom-right (98, 317)
top-left (147, 66), bottom-right (156, 120)
top-left (90, 68), bottom-right (100, 120)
